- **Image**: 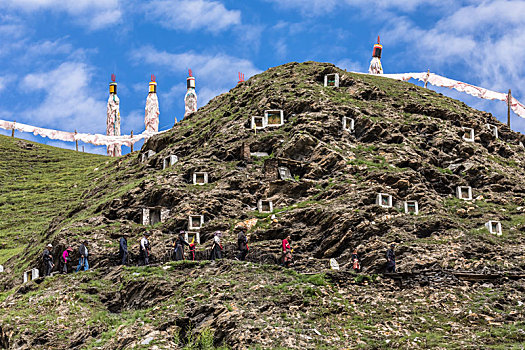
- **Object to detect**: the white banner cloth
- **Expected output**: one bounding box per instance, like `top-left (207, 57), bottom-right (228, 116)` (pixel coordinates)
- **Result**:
top-left (0, 119), bottom-right (160, 147)
top-left (380, 72), bottom-right (525, 119)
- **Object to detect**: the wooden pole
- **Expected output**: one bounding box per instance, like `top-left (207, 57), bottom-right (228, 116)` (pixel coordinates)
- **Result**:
top-left (507, 89), bottom-right (511, 128)
top-left (82, 146), bottom-right (85, 152)
top-left (75, 129), bottom-right (78, 151)
top-left (11, 120), bottom-right (15, 138)
top-left (424, 69), bottom-right (430, 89)
top-left (130, 130), bottom-right (134, 153)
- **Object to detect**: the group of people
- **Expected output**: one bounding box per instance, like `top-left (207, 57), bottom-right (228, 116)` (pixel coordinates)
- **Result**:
top-left (42, 230), bottom-right (397, 275)
top-left (42, 241), bottom-right (89, 276)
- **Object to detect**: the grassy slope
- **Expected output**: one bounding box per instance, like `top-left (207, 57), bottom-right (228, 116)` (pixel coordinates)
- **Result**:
top-left (1, 62), bottom-right (525, 349)
top-left (0, 135), bottom-right (107, 264)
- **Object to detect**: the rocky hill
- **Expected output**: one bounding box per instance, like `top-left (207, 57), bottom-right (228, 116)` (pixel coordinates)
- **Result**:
top-left (1, 61), bottom-right (525, 349)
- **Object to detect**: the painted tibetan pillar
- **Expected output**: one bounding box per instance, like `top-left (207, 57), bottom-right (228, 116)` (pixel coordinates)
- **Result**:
top-left (106, 74), bottom-right (121, 157)
top-left (368, 36), bottom-right (383, 75)
top-left (184, 69), bottom-right (197, 118)
top-left (145, 74), bottom-right (160, 133)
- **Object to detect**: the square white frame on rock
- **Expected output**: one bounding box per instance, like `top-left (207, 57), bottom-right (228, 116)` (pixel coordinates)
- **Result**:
top-left (342, 117), bottom-right (355, 132)
top-left (264, 110), bottom-right (284, 127)
top-left (376, 193), bottom-right (393, 208)
top-left (485, 124), bottom-right (499, 139)
top-left (251, 116), bottom-right (266, 130)
top-left (188, 215), bottom-right (204, 230)
top-left (462, 127), bottom-right (475, 143)
top-left (404, 200), bottom-right (419, 215)
top-left (163, 155), bottom-right (178, 169)
top-left (324, 73), bottom-right (340, 87)
top-left (258, 199), bottom-right (274, 213)
top-left (486, 220), bottom-right (502, 236)
top-left (142, 207), bottom-right (170, 226)
top-left (250, 152), bottom-right (269, 157)
top-left (185, 231), bottom-right (201, 245)
top-left (141, 150), bottom-right (156, 163)
top-left (0, 265), bottom-right (4, 273)
top-left (278, 166), bottom-right (292, 180)
top-left (193, 172), bottom-right (209, 185)
top-left (23, 268), bottom-right (39, 283)
top-left (456, 186), bottom-right (473, 200)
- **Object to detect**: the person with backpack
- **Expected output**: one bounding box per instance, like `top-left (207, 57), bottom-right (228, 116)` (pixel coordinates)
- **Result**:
top-left (76, 241), bottom-right (89, 272)
top-left (281, 235), bottom-right (293, 267)
top-left (42, 244), bottom-right (54, 276)
top-left (119, 237), bottom-right (128, 265)
top-left (174, 231), bottom-right (190, 261)
top-left (62, 246), bottom-right (73, 274)
top-left (140, 232), bottom-right (151, 266)
top-left (210, 231), bottom-right (222, 260)
top-left (351, 249), bottom-right (361, 273)
top-left (236, 227), bottom-right (248, 261)
top-left (386, 243), bottom-right (396, 273)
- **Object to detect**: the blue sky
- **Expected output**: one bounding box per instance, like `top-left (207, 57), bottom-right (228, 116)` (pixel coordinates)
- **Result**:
top-left (0, 0), bottom-right (524, 155)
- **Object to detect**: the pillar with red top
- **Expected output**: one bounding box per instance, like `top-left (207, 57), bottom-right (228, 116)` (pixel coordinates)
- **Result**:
top-left (184, 69), bottom-right (197, 118)
top-left (368, 36), bottom-right (384, 75)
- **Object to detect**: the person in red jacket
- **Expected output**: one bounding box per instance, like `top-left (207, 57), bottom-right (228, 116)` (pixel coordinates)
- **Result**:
top-left (281, 235), bottom-right (293, 267)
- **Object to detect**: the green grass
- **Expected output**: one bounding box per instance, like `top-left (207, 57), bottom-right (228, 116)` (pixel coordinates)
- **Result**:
top-left (0, 135), bottom-right (108, 263)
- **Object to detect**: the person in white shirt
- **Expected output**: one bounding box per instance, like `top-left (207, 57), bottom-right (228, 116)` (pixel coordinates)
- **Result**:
top-left (140, 232), bottom-right (151, 265)
top-left (211, 231), bottom-right (222, 260)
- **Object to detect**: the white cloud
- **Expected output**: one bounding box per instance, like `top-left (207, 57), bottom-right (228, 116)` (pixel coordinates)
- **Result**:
top-left (385, 0), bottom-right (525, 99)
top-left (0, 0), bottom-right (122, 30)
top-left (265, 0), bottom-right (455, 15)
top-left (336, 59), bottom-right (365, 73)
top-left (143, 0), bottom-right (241, 32)
top-left (21, 62), bottom-right (107, 133)
top-left (131, 47), bottom-right (261, 106)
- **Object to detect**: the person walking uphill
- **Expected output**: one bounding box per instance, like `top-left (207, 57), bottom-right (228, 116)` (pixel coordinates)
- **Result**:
top-left (140, 232), bottom-right (151, 266)
top-left (210, 231), bottom-right (223, 260)
top-left (236, 227), bottom-right (248, 261)
top-left (386, 243), bottom-right (396, 273)
top-left (351, 249), bottom-right (361, 273)
top-left (42, 244), bottom-right (54, 276)
top-left (119, 237), bottom-right (128, 265)
top-left (62, 247), bottom-right (73, 274)
top-left (174, 231), bottom-right (189, 261)
top-left (76, 241), bottom-right (89, 272)
top-left (282, 235), bottom-right (293, 267)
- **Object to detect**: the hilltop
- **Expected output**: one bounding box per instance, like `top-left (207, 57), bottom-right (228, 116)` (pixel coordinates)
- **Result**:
top-left (1, 61), bottom-right (525, 349)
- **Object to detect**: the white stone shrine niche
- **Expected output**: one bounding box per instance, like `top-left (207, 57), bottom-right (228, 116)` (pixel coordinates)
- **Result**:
top-left (23, 268), bottom-right (39, 283)
top-left (342, 117), bottom-right (355, 133)
top-left (264, 110), bottom-right (284, 127)
top-left (258, 199), bottom-right (274, 213)
top-left (485, 220), bottom-right (502, 236)
top-left (142, 207), bottom-right (170, 226)
top-left (485, 124), bottom-right (498, 139)
top-left (251, 116), bottom-right (266, 130)
top-left (404, 200), bottom-right (419, 215)
top-left (193, 172), bottom-right (209, 185)
top-left (278, 166), bottom-right (293, 180)
top-left (456, 186), bottom-right (473, 201)
top-left (324, 73), bottom-right (340, 88)
top-left (376, 193), bottom-right (393, 208)
top-left (462, 127), bottom-right (475, 143)
top-left (141, 150), bottom-right (156, 163)
top-left (185, 231), bottom-right (201, 244)
top-left (163, 155), bottom-right (178, 169)
top-left (250, 152), bottom-right (269, 157)
top-left (188, 215), bottom-right (204, 230)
